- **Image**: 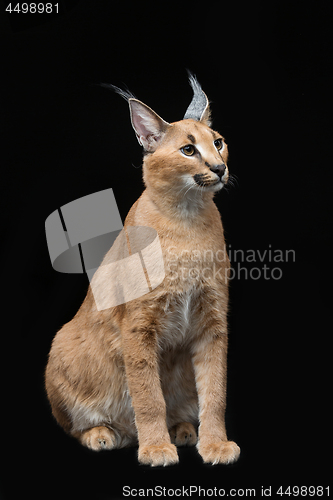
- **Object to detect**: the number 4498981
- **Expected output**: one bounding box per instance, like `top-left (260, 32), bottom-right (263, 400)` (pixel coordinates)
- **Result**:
top-left (276, 486), bottom-right (329, 497)
top-left (6, 3), bottom-right (59, 13)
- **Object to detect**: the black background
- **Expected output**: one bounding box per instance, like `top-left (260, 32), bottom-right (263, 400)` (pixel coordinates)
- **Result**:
top-left (2, 1), bottom-right (332, 499)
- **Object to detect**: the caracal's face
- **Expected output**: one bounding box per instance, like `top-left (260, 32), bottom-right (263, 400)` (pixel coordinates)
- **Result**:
top-left (144, 119), bottom-right (229, 195)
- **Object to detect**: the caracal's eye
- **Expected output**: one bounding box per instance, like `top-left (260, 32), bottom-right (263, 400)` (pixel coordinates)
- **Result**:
top-left (181, 144), bottom-right (196, 156)
top-left (214, 138), bottom-right (223, 151)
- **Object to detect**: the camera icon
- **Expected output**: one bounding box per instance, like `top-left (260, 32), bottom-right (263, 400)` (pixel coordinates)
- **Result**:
top-left (45, 188), bottom-right (165, 310)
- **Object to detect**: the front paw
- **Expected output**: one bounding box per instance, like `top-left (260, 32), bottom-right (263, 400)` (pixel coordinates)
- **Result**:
top-left (138, 443), bottom-right (179, 467)
top-left (198, 440), bottom-right (240, 465)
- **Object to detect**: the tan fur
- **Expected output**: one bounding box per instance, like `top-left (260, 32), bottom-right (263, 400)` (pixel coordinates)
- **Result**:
top-left (45, 100), bottom-right (240, 466)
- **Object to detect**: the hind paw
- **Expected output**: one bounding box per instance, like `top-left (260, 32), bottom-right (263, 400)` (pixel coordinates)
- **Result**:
top-left (79, 426), bottom-right (116, 451)
top-left (169, 422), bottom-right (197, 446)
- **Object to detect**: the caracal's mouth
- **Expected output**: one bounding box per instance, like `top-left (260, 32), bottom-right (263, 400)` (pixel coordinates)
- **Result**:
top-left (192, 173), bottom-right (226, 191)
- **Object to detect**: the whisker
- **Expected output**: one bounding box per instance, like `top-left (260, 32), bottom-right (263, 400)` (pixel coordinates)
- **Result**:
top-left (200, 185), bottom-right (205, 202)
top-left (183, 183), bottom-right (196, 198)
top-left (180, 182), bottom-right (193, 195)
top-left (227, 174), bottom-right (239, 188)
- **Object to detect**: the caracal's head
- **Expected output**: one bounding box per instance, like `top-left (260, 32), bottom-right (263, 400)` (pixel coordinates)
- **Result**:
top-left (106, 74), bottom-right (229, 202)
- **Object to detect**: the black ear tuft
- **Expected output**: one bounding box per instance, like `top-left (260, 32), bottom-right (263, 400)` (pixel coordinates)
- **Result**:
top-left (183, 71), bottom-right (211, 126)
top-left (100, 83), bottom-right (136, 101)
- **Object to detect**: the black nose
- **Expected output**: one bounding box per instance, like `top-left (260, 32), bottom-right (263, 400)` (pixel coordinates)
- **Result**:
top-left (210, 163), bottom-right (226, 178)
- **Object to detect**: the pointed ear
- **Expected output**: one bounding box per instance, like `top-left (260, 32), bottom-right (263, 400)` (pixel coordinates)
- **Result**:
top-left (183, 72), bottom-right (212, 127)
top-left (200, 104), bottom-right (212, 127)
top-left (128, 99), bottom-right (170, 152)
